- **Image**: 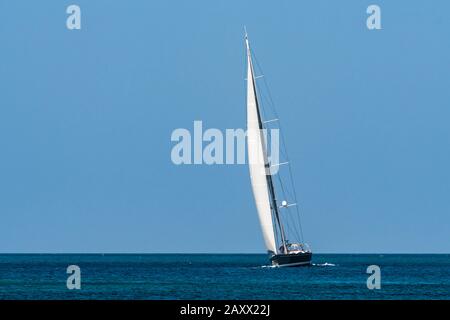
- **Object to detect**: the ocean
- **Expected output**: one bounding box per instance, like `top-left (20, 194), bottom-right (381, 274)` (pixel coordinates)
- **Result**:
top-left (0, 254), bottom-right (449, 300)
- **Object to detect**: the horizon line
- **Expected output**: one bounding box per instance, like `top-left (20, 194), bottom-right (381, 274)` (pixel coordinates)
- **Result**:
top-left (1, 252), bottom-right (449, 255)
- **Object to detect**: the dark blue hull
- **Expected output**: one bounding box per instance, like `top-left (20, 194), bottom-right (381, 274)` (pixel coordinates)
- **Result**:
top-left (270, 252), bottom-right (312, 267)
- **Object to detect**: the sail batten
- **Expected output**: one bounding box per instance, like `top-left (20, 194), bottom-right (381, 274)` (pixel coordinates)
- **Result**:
top-left (245, 36), bottom-right (277, 254)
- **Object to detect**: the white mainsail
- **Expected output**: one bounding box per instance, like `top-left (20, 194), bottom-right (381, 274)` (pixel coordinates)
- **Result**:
top-left (245, 35), bottom-right (277, 254)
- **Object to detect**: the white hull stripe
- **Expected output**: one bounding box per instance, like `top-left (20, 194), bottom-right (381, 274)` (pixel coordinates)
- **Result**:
top-left (274, 261), bottom-right (312, 268)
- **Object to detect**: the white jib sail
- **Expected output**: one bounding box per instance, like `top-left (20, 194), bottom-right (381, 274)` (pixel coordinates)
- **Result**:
top-left (245, 36), bottom-right (277, 254)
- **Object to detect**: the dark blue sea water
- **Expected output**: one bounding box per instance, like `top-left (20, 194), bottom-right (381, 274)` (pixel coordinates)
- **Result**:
top-left (0, 254), bottom-right (449, 299)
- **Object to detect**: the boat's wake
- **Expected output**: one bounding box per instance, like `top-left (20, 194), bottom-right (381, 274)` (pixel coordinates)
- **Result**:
top-left (260, 264), bottom-right (278, 269)
top-left (258, 262), bottom-right (336, 269)
top-left (313, 262), bottom-right (336, 267)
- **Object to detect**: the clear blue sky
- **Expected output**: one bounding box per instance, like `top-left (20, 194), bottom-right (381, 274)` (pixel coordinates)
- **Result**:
top-left (0, 1), bottom-right (449, 253)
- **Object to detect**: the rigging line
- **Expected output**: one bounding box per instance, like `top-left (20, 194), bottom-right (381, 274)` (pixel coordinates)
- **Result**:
top-left (275, 161), bottom-right (302, 239)
top-left (252, 48), bottom-right (306, 244)
top-left (275, 172), bottom-right (302, 242)
top-left (288, 210), bottom-right (301, 243)
top-left (284, 206), bottom-right (301, 244)
top-left (251, 50), bottom-right (274, 129)
top-left (290, 171), bottom-right (305, 242)
top-left (252, 45), bottom-right (305, 244)
top-left (286, 213), bottom-right (299, 244)
top-left (252, 50), bottom-right (295, 174)
top-left (251, 51), bottom-right (281, 121)
top-left (281, 208), bottom-right (293, 242)
top-left (266, 114), bottom-right (304, 242)
top-left (277, 136), bottom-right (304, 243)
top-left (277, 161), bottom-right (305, 243)
top-left (279, 171), bottom-right (295, 201)
top-left (272, 209), bottom-right (280, 248)
top-left (285, 206), bottom-right (302, 244)
top-left (277, 143), bottom-right (305, 243)
top-left (272, 160), bottom-right (300, 243)
top-left (257, 100), bottom-right (290, 170)
top-left (252, 52), bottom-right (294, 170)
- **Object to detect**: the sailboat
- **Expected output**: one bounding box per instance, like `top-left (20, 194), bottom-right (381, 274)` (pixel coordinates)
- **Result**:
top-left (245, 31), bottom-right (312, 267)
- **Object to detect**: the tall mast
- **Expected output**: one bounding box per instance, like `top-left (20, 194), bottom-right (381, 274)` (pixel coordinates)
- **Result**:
top-left (245, 31), bottom-right (288, 254)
